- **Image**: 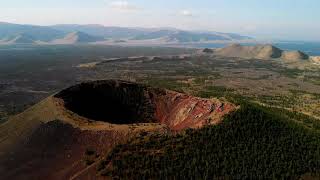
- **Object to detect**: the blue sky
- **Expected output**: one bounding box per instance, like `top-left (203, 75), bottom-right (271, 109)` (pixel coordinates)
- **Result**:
top-left (1, 0), bottom-right (319, 40)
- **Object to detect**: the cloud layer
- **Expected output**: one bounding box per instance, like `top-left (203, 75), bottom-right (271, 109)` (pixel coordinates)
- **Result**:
top-left (109, 1), bottom-right (140, 11)
top-left (180, 10), bottom-right (193, 17)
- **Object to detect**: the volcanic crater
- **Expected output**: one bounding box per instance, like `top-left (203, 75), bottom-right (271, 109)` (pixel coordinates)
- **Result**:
top-left (1, 80), bottom-right (237, 179)
top-left (54, 80), bottom-right (236, 131)
top-left (55, 80), bottom-right (157, 124)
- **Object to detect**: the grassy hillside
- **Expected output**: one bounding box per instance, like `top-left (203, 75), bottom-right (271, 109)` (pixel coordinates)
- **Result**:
top-left (97, 100), bottom-right (320, 179)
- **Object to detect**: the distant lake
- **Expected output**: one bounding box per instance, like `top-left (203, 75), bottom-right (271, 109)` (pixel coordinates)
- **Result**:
top-left (190, 42), bottom-right (320, 56)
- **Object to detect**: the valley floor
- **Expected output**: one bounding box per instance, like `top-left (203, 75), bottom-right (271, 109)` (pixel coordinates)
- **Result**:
top-left (1, 45), bottom-right (320, 122)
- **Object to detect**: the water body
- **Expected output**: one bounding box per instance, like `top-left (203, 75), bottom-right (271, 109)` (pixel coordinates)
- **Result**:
top-left (1, 42), bottom-right (320, 56)
top-left (274, 42), bottom-right (320, 56)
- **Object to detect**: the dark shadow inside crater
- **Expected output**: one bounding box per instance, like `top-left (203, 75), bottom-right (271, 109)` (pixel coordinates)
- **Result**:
top-left (54, 80), bottom-right (157, 124)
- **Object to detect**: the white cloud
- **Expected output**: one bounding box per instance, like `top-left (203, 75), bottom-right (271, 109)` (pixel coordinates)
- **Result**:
top-left (180, 10), bottom-right (193, 17)
top-left (109, 1), bottom-right (140, 12)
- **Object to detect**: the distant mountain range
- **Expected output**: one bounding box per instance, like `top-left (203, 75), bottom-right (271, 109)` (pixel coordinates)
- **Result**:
top-left (0, 22), bottom-right (253, 44)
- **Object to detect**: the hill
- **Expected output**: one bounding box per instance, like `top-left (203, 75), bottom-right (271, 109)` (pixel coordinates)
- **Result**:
top-left (281, 50), bottom-right (310, 62)
top-left (214, 44), bottom-right (310, 61)
top-left (0, 22), bottom-right (253, 44)
top-left (0, 80), bottom-right (236, 179)
top-left (0, 33), bottom-right (36, 44)
top-left (51, 24), bottom-right (147, 39)
top-left (1, 80), bottom-right (319, 179)
top-left (50, 31), bottom-right (105, 44)
top-left (99, 101), bottom-right (320, 179)
top-left (132, 30), bottom-right (252, 42)
top-left (52, 24), bottom-right (252, 42)
top-left (0, 22), bottom-right (64, 41)
top-left (214, 44), bottom-right (283, 59)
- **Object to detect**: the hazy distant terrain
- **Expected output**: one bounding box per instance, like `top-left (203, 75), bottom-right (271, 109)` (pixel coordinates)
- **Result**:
top-left (0, 22), bottom-right (253, 45)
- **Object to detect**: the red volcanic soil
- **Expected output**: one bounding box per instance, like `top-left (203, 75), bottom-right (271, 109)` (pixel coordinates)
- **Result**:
top-left (0, 80), bottom-right (237, 179)
top-left (55, 80), bottom-right (236, 131)
top-left (153, 90), bottom-right (235, 131)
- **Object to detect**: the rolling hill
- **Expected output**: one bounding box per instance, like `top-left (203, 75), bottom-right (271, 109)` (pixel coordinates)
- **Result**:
top-left (0, 22), bottom-right (64, 42)
top-left (214, 44), bottom-right (310, 61)
top-left (0, 22), bottom-right (253, 44)
top-left (0, 33), bottom-right (36, 44)
top-left (131, 30), bottom-right (252, 42)
top-left (281, 50), bottom-right (310, 62)
top-left (51, 24), bottom-right (147, 39)
top-left (50, 31), bottom-right (105, 44)
top-left (52, 24), bottom-right (252, 42)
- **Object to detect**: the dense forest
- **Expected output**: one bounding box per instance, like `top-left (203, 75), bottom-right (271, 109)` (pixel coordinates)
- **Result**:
top-left (97, 100), bottom-right (320, 179)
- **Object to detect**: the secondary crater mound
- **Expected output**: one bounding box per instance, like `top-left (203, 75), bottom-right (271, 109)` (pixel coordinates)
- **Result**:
top-left (54, 80), bottom-right (236, 131)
